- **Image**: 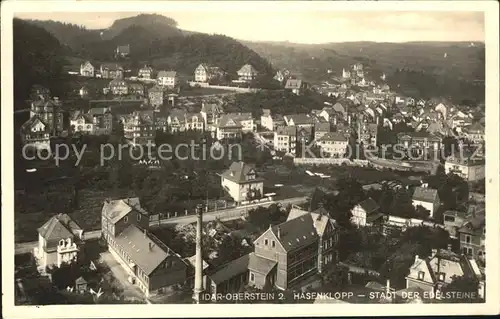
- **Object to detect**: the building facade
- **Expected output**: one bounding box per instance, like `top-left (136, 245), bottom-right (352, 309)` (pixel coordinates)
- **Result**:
top-left (220, 162), bottom-right (264, 203)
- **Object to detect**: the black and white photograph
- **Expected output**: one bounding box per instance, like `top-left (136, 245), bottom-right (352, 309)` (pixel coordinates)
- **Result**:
top-left (2, 0), bottom-right (499, 317)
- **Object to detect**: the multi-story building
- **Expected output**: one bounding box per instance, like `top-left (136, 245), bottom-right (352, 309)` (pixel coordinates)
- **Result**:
top-left (20, 115), bottom-right (52, 150)
top-left (29, 97), bottom-right (64, 133)
top-left (138, 65), bottom-right (154, 80)
top-left (358, 122), bottom-right (378, 147)
top-left (33, 213), bottom-right (83, 272)
top-left (248, 213), bottom-right (321, 291)
top-left (101, 197), bottom-right (188, 297)
top-left (274, 126), bottom-right (297, 156)
top-left (79, 61), bottom-right (95, 77)
top-left (167, 109), bottom-right (204, 133)
top-left (109, 79), bottom-right (129, 95)
top-left (285, 79), bottom-right (308, 96)
top-left (148, 85), bottom-right (165, 109)
top-left (215, 113), bottom-right (254, 140)
top-left (220, 161), bottom-right (264, 203)
top-left (463, 122), bottom-right (485, 144)
top-left (314, 122), bottom-right (331, 141)
top-left (194, 63), bottom-right (225, 83)
top-left (121, 110), bottom-right (157, 146)
top-left (397, 132), bottom-right (442, 155)
top-left (350, 198), bottom-right (383, 227)
top-left (237, 64), bottom-right (258, 82)
top-left (411, 186), bottom-right (441, 218)
top-left (406, 248), bottom-right (484, 299)
top-left (260, 109), bottom-right (285, 131)
top-left (444, 155), bottom-right (485, 182)
top-left (100, 64), bottom-right (124, 79)
top-left (200, 103), bottom-right (225, 132)
top-left (287, 205), bottom-right (339, 274)
top-left (316, 132), bottom-right (349, 158)
top-left (157, 71), bottom-right (178, 88)
top-left (457, 211), bottom-right (485, 260)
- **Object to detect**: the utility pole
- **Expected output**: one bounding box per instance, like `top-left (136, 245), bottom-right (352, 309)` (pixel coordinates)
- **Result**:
top-left (193, 203), bottom-right (204, 304)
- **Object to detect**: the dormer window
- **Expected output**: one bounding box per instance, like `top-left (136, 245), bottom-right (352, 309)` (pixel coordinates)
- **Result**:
top-left (59, 239), bottom-right (65, 247)
top-left (417, 271), bottom-right (425, 280)
top-left (264, 239), bottom-right (269, 246)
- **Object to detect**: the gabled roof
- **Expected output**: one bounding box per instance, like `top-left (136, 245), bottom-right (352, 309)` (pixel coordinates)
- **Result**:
top-left (102, 197), bottom-right (148, 224)
top-left (412, 187), bottom-right (439, 203)
top-left (287, 207), bottom-right (335, 237)
top-left (315, 122), bottom-right (331, 132)
top-left (356, 197), bottom-right (379, 214)
top-left (38, 213), bottom-right (82, 241)
top-left (157, 71), bottom-right (177, 78)
top-left (237, 64), bottom-right (258, 75)
top-left (88, 107), bottom-right (110, 116)
top-left (217, 113), bottom-right (252, 128)
top-left (248, 252), bottom-right (277, 275)
top-left (285, 114), bottom-right (313, 125)
top-left (271, 213), bottom-right (318, 252)
top-left (317, 132), bottom-right (348, 143)
top-left (220, 161), bottom-right (263, 184)
top-left (201, 103), bottom-right (224, 114)
top-left (275, 126), bottom-right (296, 136)
top-left (101, 63), bottom-right (123, 71)
top-left (21, 115), bottom-right (50, 134)
top-left (209, 253), bottom-right (250, 284)
top-left (114, 224), bottom-right (174, 275)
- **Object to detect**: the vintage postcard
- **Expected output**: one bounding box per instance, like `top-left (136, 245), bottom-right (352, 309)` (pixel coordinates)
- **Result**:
top-left (2, 0), bottom-right (499, 317)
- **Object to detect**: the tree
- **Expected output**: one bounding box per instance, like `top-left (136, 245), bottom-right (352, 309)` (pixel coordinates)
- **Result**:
top-left (441, 275), bottom-right (482, 303)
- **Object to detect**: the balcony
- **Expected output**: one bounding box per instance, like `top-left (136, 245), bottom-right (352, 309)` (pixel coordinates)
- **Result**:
top-left (57, 243), bottom-right (79, 253)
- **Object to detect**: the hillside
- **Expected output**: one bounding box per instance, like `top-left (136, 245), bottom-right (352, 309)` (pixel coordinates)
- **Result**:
top-left (243, 40), bottom-right (485, 103)
top-left (24, 14), bottom-right (274, 77)
top-left (13, 18), bottom-right (66, 104)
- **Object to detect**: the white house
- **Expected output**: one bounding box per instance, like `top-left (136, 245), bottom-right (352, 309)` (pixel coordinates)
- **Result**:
top-left (316, 132), bottom-right (348, 158)
top-left (80, 61), bottom-right (95, 77)
top-left (274, 126), bottom-right (297, 156)
top-left (157, 70), bottom-right (178, 87)
top-left (350, 198), bottom-right (383, 227)
top-left (237, 64), bottom-right (258, 82)
top-left (33, 213), bottom-right (83, 273)
top-left (444, 155), bottom-right (485, 182)
top-left (220, 162), bottom-right (264, 203)
top-left (412, 186), bottom-right (441, 218)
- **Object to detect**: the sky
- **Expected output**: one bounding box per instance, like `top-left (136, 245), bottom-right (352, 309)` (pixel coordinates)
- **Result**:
top-left (15, 11), bottom-right (485, 44)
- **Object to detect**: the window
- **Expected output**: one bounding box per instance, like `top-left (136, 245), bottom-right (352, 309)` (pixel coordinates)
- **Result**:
top-left (250, 273), bottom-right (255, 282)
top-left (137, 214), bottom-right (141, 221)
top-left (444, 215), bottom-right (455, 222)
top-left (417, 271), bottom-right (425, 280)
top-left (438, 272), bottom-right (446, 282)
top-left (124, 216), bottom-right (128, 223)
top-left (465, 235), bottom-right (471, 243)
top-left (271, 241), bottom-right (276, 248)
top-left (264, 239), bottom-right (269, 246)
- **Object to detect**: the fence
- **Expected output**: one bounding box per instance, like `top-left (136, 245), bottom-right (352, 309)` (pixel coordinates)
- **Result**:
top-left (187, 81), bottom-right (259, 93)
top-left (293, 158), bottom-right (370, 166)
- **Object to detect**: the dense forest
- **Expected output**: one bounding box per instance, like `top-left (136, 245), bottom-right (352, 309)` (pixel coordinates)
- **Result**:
top-left (13, 19), bottom-right (66, 104)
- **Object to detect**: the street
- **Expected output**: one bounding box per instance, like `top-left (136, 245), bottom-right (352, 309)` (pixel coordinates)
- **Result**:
top-left (149, 196), bottom-right (308, 226)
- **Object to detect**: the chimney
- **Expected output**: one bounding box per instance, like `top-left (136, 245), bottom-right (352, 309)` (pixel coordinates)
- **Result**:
top-left (385, 279), bottom-right (391, 294)
top-left (414, 255), bottom-right (419, 263)
top-left (143, 228), bottom-right (147, 238)
top-left (431, 249), bottom-right (437, 257)
top-left (277, 226), bottom-right (281, 239)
